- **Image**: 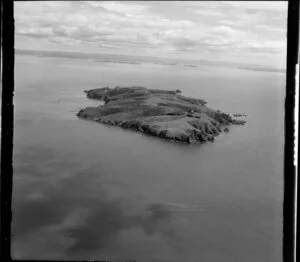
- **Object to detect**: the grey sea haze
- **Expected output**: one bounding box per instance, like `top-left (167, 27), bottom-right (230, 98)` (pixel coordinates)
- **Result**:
top-left (12, 54), bottom-right (284, 261)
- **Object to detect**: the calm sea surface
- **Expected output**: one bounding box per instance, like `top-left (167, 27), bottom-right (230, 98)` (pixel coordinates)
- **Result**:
top-left (11, 54), bottom-right (285, 261)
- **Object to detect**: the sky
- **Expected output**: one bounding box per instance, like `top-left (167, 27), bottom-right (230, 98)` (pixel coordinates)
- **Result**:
top-left (14, 1), bottom-right (288, 67)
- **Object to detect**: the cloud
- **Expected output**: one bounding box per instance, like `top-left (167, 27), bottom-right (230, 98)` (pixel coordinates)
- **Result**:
top-left (17, 27), bottom-right (54, 38)
top-left (212, 26), bottom-right (236, 35)
top-left (192, 9), bottom-right (226, 17)
top-left (14, 1), bottom-right (195, 53)
top-left (242, 41), bottom-right (286, 54)
top-left (86, 1), bottom-right (150, 15)
top-left (256, 24), bottom-right (286, 34)
top-left (14, 1), bottom-right (287, 65)
top-left (224, 1), bottom-right (287, 12)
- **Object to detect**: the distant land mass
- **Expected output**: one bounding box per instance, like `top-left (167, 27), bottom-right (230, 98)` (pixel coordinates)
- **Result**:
top-left (15, 49), bottom-right (285, 73)
top-left (77, 86), bottom-right (246, 144)
top-left (237, 66), bottom-right (285, 73)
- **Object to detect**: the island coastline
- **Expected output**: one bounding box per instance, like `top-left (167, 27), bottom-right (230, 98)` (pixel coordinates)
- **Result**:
top-left (77, 86), bottom-right (246, 144)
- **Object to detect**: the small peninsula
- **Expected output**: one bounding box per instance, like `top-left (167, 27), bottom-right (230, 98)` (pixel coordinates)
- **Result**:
top-left (77, 86), bottom-right (245, 144)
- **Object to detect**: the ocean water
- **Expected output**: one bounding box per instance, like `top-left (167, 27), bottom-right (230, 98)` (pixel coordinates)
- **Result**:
top-left (12, 54), bottom-right (285, 261)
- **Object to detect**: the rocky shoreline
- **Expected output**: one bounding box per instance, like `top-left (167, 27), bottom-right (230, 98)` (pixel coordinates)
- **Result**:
top-left (77, 86), bottom-right (246, 144)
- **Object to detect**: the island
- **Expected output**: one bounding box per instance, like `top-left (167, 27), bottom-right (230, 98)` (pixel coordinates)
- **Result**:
top-left (77, 86), bottom-right (246, 144)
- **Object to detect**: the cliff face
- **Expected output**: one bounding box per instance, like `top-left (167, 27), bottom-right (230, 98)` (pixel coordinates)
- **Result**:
top-left (77, 86), bottom-right (245, 144)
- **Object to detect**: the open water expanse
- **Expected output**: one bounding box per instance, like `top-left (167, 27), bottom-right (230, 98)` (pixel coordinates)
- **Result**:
top-left (11, 54), bottom-right (285, 261)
